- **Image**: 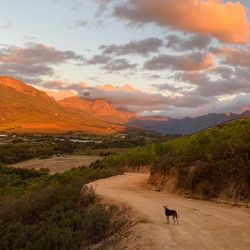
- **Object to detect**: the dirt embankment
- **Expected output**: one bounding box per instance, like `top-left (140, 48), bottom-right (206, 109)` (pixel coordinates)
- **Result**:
top-left (89, 173), bottom-right (250, 250)
top-left (148, 167), bottom-right (250, 203)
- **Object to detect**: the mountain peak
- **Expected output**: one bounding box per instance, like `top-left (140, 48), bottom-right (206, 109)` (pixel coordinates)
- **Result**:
top-left (59, 96), bottom-right (136, 124)
top-left (0, 76), bottom-right (51, 99)
top-left (0, 77), bottom-right (117, 134)
top-left (0, 76), bottom-right (28, 90)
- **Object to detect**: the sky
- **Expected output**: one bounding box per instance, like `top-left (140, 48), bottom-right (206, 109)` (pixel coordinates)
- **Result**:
top-left (1, 0), bottom-right (250, 118)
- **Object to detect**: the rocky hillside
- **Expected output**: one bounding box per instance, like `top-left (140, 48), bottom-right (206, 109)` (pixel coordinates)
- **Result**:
top-left (59, 96), bottom-right (136, 124)
top-left (0, 76), bottom-right (119, 134)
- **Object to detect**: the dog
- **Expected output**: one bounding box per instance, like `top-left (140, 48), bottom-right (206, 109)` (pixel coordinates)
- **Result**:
top-left (163, 206), bottom-right (179, 224)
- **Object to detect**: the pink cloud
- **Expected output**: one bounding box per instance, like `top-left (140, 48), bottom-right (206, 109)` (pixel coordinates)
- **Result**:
top-left (40, 88), bottom-right (76, 100)
top-left (113, 0), bottom-right (250, 43)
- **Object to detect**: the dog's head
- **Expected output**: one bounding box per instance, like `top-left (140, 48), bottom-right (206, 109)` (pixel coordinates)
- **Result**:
top-left (163, 206), bottom-right (168, 210)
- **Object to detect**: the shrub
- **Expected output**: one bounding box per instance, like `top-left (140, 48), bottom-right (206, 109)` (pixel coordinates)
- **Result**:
top-left (0, 165), bottom-right (130, 249)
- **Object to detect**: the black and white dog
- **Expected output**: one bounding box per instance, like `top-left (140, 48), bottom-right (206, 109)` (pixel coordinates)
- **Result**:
top-left (163, 206), bottom-right (179, 224)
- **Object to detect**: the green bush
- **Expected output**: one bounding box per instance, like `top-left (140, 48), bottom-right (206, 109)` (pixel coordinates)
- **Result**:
top-left (0, 165), bottom-right (130, 249)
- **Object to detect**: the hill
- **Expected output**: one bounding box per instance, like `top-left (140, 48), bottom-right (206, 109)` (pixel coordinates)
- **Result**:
top-left (0, 76), bottom-right (120, 134)
top-left (59, 96), bottom-right (136, 124)
top-left (128, 112), bottom-right (250, 134)
top-left (104, 116), bottom-right (250, 201)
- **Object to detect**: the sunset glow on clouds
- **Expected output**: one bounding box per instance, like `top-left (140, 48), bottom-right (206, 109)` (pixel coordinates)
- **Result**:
top-left (1, 0), bottom-right (250, 118)
top-left (113, 0), bottom-right (250, 43)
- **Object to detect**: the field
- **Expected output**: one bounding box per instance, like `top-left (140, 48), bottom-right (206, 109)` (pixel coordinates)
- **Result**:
top-left (9, 155), bottom-right (102, 174)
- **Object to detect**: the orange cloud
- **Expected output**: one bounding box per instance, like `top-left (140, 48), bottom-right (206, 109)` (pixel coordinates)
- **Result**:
top-left (43, 89), bottom-right (76, 100)
top-left (114, 0), bottom-right (250, 43)
top-left (97, 83), bottom-right (136, 92)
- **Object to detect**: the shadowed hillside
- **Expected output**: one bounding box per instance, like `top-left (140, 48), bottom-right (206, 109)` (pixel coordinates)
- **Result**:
top-left (128, 112), bottom-right (250, 134)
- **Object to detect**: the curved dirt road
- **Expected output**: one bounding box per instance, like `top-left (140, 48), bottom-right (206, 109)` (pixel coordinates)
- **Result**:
top-left (89, 173), bottom-right (250, 250)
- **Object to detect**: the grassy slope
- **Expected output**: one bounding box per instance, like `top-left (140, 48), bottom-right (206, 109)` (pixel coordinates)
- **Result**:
top-left (0, 77), bottom-right (119, 134)
top-left (103, 116), bottom-right (250, 200)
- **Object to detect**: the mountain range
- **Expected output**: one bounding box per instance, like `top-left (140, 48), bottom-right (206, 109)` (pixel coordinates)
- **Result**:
top-left (0, 76), bottom-right (249, 135)
top-left (128, 111), bottom-right (250, 134)
top-left (0, 76), bottom-right (124, 134)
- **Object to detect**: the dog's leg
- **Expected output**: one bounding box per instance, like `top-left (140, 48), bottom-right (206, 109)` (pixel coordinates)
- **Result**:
top-left (176, 212), bottom-right (179, 225)
top-left (176, 216), bottom-right (179, 225)
top-left (174, 215), bottom-right (179, 225)
top-left (166, 216), bottom-right (169, 224)
top-left (173, 215), bottom-right (176, 225)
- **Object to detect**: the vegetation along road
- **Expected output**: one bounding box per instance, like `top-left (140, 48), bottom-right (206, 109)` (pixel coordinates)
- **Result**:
top-left (90, 173), bottom-right (250, 250)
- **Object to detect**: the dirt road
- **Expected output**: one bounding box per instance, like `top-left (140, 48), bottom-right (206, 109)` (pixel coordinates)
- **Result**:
top-left (11, 155), bottom-right (101, 174)
top-left (89, 173), bottom-right (250, 250)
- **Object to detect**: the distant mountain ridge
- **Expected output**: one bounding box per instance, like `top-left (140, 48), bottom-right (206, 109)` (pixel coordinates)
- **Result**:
top-left (59, 96), bottom-right (136, 124)
top-left (1, 76), bottom-right (249, 135)
top-left (0, 76), bottom-right (120, 134)
top-left (128, 111), bottom-right (250, 134)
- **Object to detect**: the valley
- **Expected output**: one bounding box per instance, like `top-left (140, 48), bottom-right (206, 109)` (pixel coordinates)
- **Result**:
top-left (2, 0), bottom-right (250, 248)
top-left (1, 112), bottom-right (250, 249)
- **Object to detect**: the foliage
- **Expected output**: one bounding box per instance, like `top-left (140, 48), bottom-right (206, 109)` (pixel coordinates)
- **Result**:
top-left (0, 140), bottom-right (77, 165)
top-left (0, 130), bottom-right (169, 165)
top-left (103, 116), bottom-right (250, 200)
top-left (0, 164), bottom-right (129, 249)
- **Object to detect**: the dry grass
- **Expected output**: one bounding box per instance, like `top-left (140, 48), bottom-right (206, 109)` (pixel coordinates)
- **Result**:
top-left (9, 155), bottom-right (102, 174)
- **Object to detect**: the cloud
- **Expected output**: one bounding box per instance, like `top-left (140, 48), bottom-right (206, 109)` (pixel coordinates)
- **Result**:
top-left (166, 34), bottom-right (212, 51)
top-left (86, 54), bottom-right (136, 72)
top-left (102, 58), bottom-right (137, 72)
top-left (176, 71), bottom-right (209, 86)
top-left (40, 80), bottom-right (168, 111)
top-left (156, 93), bottom-right (250, 118)
top-left (112, 0), bottom-right (250, 43)
top-left (75, 19), bottom-right (89, 28)
top-left (144, 52), bottom-right (214, 71)
top-left (193, 78), bottom-right (250, 97)
top-left (152, 83), bottom-right (185, 93)
top-left (40, 78), bottom-right (214, 114)
top-left (54, 0), bottom-right (82, 11)
top-left (172, 66), bottom-right (250, 98)
top-left (209, 66), bottom-right (234, 80)
top-left (40, 76), bottom-right (250, 118)
top-left (0, 42), bottom-right (84, 79)
top-left (1, 21), bottom-right (13, 29)
top-left (213, 93), bottom-right (250, 114)
top-left (87, 55), bottom-right (111, 64)
top-left (40, 88), bottom-right (76, 101)
top-left (99, 37), bottom-right (164, 56)
top-left (95, 0), bottom-right (113, 16)
top-left (212, 46), bottom-right (250, 67)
